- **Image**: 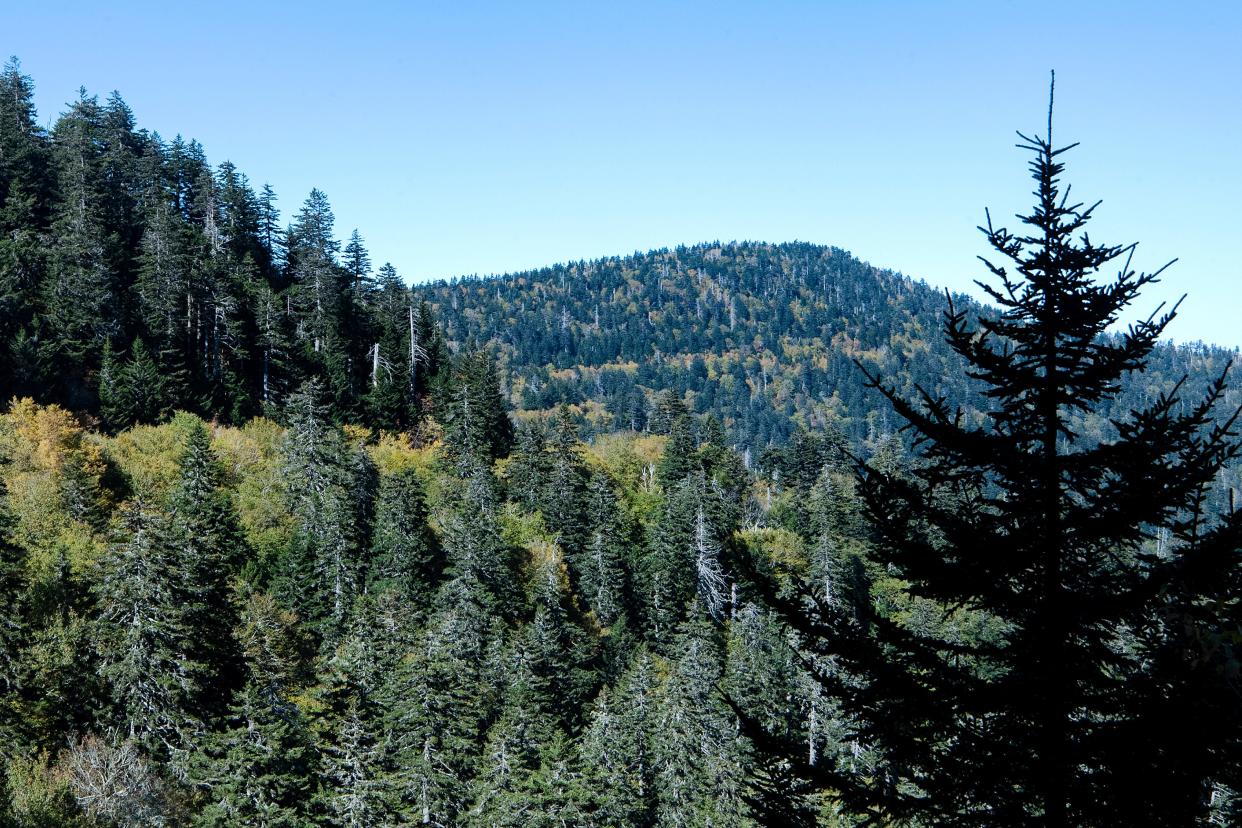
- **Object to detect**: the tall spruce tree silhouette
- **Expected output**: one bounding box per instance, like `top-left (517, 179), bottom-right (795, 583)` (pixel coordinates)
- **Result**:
top-left (740, 75), bottom-right (1242, 826)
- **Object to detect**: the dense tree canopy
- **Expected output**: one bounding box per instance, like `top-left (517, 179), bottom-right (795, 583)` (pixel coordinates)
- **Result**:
top-left (0, 61), bottom-right (1239, 827)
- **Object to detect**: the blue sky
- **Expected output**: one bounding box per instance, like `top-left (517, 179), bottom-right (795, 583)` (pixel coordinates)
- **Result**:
top-left (7, 1), bottom-right (1241, 346)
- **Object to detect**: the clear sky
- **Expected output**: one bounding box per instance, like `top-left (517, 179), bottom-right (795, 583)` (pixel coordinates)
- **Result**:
top-left (7, 1), bottom-right (1241, 346)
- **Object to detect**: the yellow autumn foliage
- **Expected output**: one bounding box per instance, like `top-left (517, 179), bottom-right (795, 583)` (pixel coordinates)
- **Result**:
top-left (0, 398), bottom-right (110, 575)
top-left (736, 526), bottom-right (808, 575)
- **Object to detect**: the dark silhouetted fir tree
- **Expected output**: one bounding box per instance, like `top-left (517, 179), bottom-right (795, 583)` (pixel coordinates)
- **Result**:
top-left (743, 78), bottom-right (1242, 826)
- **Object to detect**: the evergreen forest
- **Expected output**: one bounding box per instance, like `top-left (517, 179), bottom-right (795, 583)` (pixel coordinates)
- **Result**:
top-left (1, 60), bottom-right (1240, 826)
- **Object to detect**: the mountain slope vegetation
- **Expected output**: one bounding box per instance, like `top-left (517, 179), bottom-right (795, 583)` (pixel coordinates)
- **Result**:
top-left (415, 240), bottom-right (1241, 455)
top-left (2, 60), bottom-right (1240, 826)
top-left (2, 60), bottom-right (1237, 458)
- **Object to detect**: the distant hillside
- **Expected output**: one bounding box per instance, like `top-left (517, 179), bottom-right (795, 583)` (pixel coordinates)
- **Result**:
top-left (409, 242), bottom-right (967, 448)
top-left (414, 240), bottom-right (1240, 455)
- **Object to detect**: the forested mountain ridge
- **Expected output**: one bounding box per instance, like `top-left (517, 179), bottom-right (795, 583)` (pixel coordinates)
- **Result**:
top-left (412, 240), bottom-right (1242, 452)
top-left (2, 59), bottom-right (1238, 461)
top-left (418, 241), bottom-right (976, 447)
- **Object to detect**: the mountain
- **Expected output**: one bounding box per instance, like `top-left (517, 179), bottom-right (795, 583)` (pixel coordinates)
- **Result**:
top-left (417, 241), bottom-right (979, 449)
top-left (4, 60), bottom-right (1238, 462)
top-left (418, 240), bottom-right (1241, 457)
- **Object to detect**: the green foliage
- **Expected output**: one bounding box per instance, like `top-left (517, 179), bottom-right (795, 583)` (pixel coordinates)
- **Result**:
top-left (312, 625), bottom-right (394, 827)
top-left (577, 472), bottom-right (630, 627)
top-left (523, 555), bottom-right (600, 732)
top-left (656, 413), bottom-right (697, 486)
top-left (191, 684), bottom-right (317, 827)
top-left (1, 61), bottom-right (1239, 827)
top-left (276, 380), bottom-right (364, 640)
top-left (579, 648), bottom-right (660, 825)
top-left (2, 749), bottom-right (88, 827)
top-left (94, 500), bottom-right (206, 761)
top-left (442, 348), bottom-right (515, 466)
top-left (652, 608), bottom-right (752, 827)
top-left (99, 338), bottom-right (187, 430)
top-left (170, 421), bottom-right (246, 712)
top-left (369, 466), bottom-right (442, 606)
top-left (641, 472), bottom-right (735, 641)
top-left (0, 476), bottom-right (28, 698)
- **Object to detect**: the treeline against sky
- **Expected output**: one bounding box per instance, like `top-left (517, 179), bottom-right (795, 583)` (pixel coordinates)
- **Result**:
top-left (3, 60), bottom-right (1239, 460)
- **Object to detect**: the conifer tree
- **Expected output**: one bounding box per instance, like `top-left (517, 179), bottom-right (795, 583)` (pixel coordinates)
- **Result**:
top-left (214, 161), bottom-right (264, 265)
top-left (440, 465), bottom-right (515, 610)
top-left (691, 499), bottom-right (729, 621)
top-left (726, 604), bottom-right (824, 827)
top-left (523, 551), bottom-right (599, 732)
top-left (382, 640), bottom-right (471, 825)
top-left (0, 58), bottom-right (51, 401)
top-left (44, 92), bottom-right (118, 385)
top-left (385, 578), bottom-right (507, 825)
top-left (747, 81), bottom-right (1242, 825)
top-left (0, 59), bottom-right (51, 228)
top-left (648, 389), bottom-right (688, 436)
top-left (277, 380), bottom-right (363, 640)
top-left (191, 683), bottom-right (317, 828)
top-left (0, 477), bottom-right (27, 702)
top-left (192, 591), bottom-right (316, 827)
top-left (464, 658), bottom-right (554, 828)
top-left (505, 422), bottom-right (553, 512)
top-left (58, 450), bottom-right (108, 535)
top-left (134, 188), bottom-right (194, 352)
top-left (578, 472), bottom-right (629, 626)
top-left (368, 467), bottom-right (442, 606)
top-left (579, 649), bottom-right (660, 826)
top-left (94, 94), bottom-right (144, 272)
top-left (803, 467), bottom-right (866, 611)
top-left (235, 590), bottom-right (312, 702)
top-left (342, 229), bottom-right (372, 299)
top-left (443, 349), bottom-right (514, 465)
top-left (657, 413), bottom-right (698, 486)
top-left (652, 607), bottom-right (752, 827)
top-left (288, 189), bottom-right (346, 377)
top-left (256, 183), bottom-right (283, 272)
top-left (516, 730), bottom-right (593, 828)
top-left (99, 338), bottom-right (177, 429)
top-left (541, 406), bottom-right (591, 559)
top-left (412, 299), bottom-right (448, 404)
top-left (313, 627), bottom-right (393, 828)
top-left (169, 420), bottom-right (245, 709)
top-left (9, 529), bottom-right (102, 753)
top-left (94, 500), bottom-right (205, 762)
top-left (364, 263), bottom-right (412, 429)
top-left (642, 474), bottom-right (733, 640)
top-left (252, 278), bottom-right (292, 408)
top-left (347, 445), bottom-right (379, 557)
top-left (641, 476), bottom-right (698, 641)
